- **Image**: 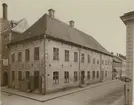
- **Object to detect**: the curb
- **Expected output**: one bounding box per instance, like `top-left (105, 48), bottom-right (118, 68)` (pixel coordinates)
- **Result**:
top-left (1, 80), bottom-right (118, 102)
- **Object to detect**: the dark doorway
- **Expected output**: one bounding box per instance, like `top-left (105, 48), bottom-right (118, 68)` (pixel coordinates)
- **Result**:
top-left (3, 72), bottom-right (8, 86)
top-left (34, 71), bottom-right (39, 89)
top-left (81, 71), bottom-right (85, 84)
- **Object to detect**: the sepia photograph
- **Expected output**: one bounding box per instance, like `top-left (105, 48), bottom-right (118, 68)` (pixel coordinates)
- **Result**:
top-left (0, 0), bottom-right (134, 105)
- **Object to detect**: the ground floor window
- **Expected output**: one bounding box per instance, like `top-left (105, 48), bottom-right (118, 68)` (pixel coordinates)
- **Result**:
top-left (26, 71), bottom-right (30, 80)
top-left (18, 71), bottom-right (22, 81)
top-left (87, 71), bottom-right (90, 80)
top-left (64, 71), bottom-right (69, 83)
top-left (97, 71), bottom-right (99, 78)
top-left (92, 71), bottom-right (95, 79)
top-left (12, 71), bottom-right (15, 81)
top-left (53, 71), bottom-right (59, 84)
top-left (105, 71), bottom-right (107, 77)
top-left (74, 71), bottom-right (77, 82)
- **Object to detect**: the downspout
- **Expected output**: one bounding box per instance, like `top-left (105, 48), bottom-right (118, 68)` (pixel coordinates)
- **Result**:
top-left (100, 54), bottom-right (102, 82)
top-left (78, 47), bottom-right (81, 87)
top-left (43, 33), bottom-right (47, 95)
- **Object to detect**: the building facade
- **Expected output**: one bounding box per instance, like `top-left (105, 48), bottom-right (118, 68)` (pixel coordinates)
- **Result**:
top-left (8, 9), bottom-right (113, 94)
top-left (0, 3), bottom-right (29, 86)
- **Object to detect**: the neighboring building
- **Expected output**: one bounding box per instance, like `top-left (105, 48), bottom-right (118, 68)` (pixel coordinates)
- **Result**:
top-left (0, 3), bottom-right (29, 86)
top-left (111, 53), bottom-right (126, 79)
top-left (8, 9), bottom-right (113, 94)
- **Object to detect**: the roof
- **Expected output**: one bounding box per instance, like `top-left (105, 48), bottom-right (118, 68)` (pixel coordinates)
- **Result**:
top-left (9, 14), bottom-right (112, 56)
top-left (113, 55), bottom-right (122, 63)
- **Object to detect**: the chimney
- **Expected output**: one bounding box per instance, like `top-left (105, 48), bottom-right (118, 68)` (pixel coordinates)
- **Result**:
top-left (48, 9), bottom-right (55, 18)
top-left (69, 20), bottom-right (74, 28)
top-left (111, 52), bottom-right (113, 55)
top-left (117, 53), bottom-right (118, 56)
top-left (2, 3), bottom-right (8, 20)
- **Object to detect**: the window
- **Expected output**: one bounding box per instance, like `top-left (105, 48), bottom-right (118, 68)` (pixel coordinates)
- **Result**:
top-left (105, 60), bottom-right (107, 65)
top-left (11, 53), bottom-right (15, 62)
top-left (87, 71), bottom-right (90, 80)
top-left (25, 49), bottom-right (30, 61)
top-left (81, 53), bottom-right (84, 63)
top-left (26, 71), bottom-right (30, 80)
top-left (34, 47), bottom-right (39, 60)
top-left (74, 71), bottom-right (77, 82)
top-left (65, 50), bottom-right (69, 61)
top-left (97, 71), bottom-right (99, 78)
top-left (12, 71), bottom-right (15, 81)
top-left (93, 58), bottom-right (95, 64)
top-left (53, 48), bottom-right (59, 60)
top-left (105, 71), bottom-right (107, 76)
top-left (18, 71), bottom-right (22, 81)
top-left (53, 72), bottom-right (59, 84)
top-left (74, 52), bottom-right (78, 62)
top-left (102, 60), bottom-right (104, 65)
top-left (97, 60), bottom-right (99, 64)
top-left (18, 52), bottom-right (22, 61)
top-left (88, 55), bottom-right (90, 63)
top-left (92, 71), bottom-right (95, 79)
top-left (64, 71), bottom-right (69, 83)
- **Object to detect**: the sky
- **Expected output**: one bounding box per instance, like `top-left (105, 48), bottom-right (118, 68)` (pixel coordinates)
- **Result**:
top-left (0, 0), bottom-right (134, 55)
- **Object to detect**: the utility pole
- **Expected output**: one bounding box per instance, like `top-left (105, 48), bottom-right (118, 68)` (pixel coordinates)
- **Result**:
top-left (120, 11), bottom-right (134, 105)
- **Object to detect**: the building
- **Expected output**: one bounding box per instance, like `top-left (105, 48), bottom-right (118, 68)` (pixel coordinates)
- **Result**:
top-left (0, 3), bottom-right (29, 86)
top-left (8, 9), bottom-right (113, 94)
top-left (121, 11), bottom-right (134, 105)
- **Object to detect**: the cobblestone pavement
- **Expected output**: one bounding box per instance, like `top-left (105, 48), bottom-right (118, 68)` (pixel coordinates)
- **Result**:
top-left (88, 86), bottom-right (124, 105)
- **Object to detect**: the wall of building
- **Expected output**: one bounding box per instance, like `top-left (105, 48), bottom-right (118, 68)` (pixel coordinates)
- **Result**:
top-left (9, 39), bottom-right (45, 89)
top-left (45, 39), bottom-right (113, 93)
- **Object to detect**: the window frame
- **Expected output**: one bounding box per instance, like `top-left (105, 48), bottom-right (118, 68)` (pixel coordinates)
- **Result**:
top-left (53, 71), bottom-right (59, 84)
top-left (25, 49), bottom-right (30, 62)
top-left (64, 71), bottom-right (69, 83)
top-left (65, 50), bottom-right (69, 62)
top-left (34, 47), bottom-right (40, 60)
top-left (53, 47), bottom-right (59, 60)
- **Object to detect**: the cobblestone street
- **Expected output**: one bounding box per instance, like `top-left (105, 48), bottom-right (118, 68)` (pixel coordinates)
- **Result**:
top-left (88, 86), bottom-right (124, 105)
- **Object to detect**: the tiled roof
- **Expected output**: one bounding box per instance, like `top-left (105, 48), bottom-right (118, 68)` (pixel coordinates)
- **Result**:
top-left (9, 14), bottom-right (111, 56)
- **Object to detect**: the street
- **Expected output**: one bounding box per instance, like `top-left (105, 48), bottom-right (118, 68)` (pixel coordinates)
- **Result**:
top-left (1, 80), bottom-right (124, 105)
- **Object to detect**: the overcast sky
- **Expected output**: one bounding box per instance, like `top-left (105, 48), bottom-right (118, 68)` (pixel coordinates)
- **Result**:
top-left (0, 0), bottom-right (134, 55)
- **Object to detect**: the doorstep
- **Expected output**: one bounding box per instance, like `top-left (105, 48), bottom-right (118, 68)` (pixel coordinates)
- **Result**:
top-left (1, 80), bottom-right (117, 102)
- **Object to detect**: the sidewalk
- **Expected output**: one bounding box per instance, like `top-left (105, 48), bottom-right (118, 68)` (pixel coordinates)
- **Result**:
top-left (110, 96), bottom-right (124, 105)
top-left (1, 80), bottom-right (117, 102)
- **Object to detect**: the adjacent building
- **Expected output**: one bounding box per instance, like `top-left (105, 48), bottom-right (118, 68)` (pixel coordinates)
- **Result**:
top-left (8, 9), bottom-right (113, 94)
top-left (0, 3), bottom-right (29, 86)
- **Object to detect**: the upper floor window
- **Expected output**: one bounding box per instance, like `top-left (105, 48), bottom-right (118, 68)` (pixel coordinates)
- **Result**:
top-left (53, 71), bottom-right (59, 84)
top-left (74, 52), bottom-right (78, 62)
top-left (18, 52), bottom-right (22, 61)
top-left (34, 47), bottom-right (39, 60)
top-left (102, 60), bottom-right (104, 65)
top-left (65, 50), bottom-right (69, 61)
top-left (25, 49), bottom-right (30, 61)
top-left (53, 47), bottom-right (59, 60)
top-left (64, 71), bottom-right (69, 83)
top-left (81, 53), bottom-right (84, 63)
top-left (88, 55), bottom-right (90, 63)
top-left (93, 58), bottom-right (95, 64)
top-left (105, 60), bottom-right (107, 65)
top-left (11, 53), bottom-right (15, 62)
top-left (97, 60), bottom-right (99, 64)
top-left (74, 71), bottom-right (77, 82)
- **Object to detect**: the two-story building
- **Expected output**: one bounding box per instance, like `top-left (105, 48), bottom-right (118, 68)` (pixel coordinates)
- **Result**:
top-left (8, 9), bottom-right (113, 94)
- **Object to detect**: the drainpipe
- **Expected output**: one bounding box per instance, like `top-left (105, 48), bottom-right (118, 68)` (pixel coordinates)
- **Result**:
top-left (100, 54), bottom-right (102, 82)
top-left (43, 33), bottom-right (47, 94)
top-left (78, 47), bottom-right (81, 87)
